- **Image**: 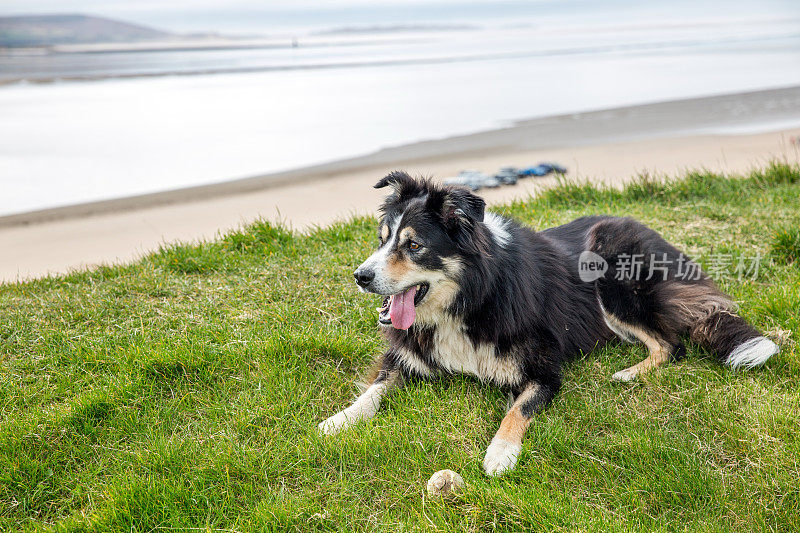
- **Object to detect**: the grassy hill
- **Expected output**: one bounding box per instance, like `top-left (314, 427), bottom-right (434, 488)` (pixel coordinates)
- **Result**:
top-left (0, 14), bottom-right (171, 47)
top-left (0, 163), bottom-right (798, 531)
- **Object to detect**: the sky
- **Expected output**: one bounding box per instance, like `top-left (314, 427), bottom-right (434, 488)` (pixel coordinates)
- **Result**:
top-left (0, 1), bottom-right (565, 33)
top-left (1, 0), bottom-right (798, 34)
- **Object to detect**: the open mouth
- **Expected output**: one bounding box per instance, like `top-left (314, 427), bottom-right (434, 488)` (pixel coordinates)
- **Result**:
top-left (377, 283), bottom-right (429, 330)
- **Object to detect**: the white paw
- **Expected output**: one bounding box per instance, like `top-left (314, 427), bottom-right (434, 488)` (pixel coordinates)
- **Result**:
top-left (612, 368), bottom-right (637, 382)
top-left (483, 438), bottom-right (521, 476)
top-left (318, 410), bottom-right (351, 435)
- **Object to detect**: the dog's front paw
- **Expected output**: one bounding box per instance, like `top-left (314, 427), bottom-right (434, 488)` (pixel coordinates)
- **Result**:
top-left (483, 437), bottom-right (521, 476)
top-left (318, 410), bottom-right (351, 435)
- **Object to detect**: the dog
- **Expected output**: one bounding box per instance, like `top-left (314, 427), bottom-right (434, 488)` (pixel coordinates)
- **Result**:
top-left (319, 171), bottom-right (779, 476)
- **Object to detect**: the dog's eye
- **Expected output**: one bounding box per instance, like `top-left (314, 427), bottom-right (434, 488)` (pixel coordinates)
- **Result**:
top-left (409, 241), bottom-right (420, 251)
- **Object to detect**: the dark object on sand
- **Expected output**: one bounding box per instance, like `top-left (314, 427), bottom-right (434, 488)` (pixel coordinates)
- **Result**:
top-left (494, 167), bottom-right (520, 185)
top-left (519, 162), bottom-right (567, 177)
top-left (444, 170), bottom-right (500, 191)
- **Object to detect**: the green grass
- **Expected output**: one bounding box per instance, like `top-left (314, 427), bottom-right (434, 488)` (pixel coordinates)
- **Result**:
top-left (1, 162), bottom-right (799, 532)
top-left (772, 226), bottom-right (800, 265)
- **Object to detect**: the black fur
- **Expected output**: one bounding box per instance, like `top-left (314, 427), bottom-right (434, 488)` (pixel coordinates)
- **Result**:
top-left (345, 173), bottom-right (775, 474)
top-left (374, 180), bottom-right (614, 401)
top-left (585, 216), bottom-right (764, 361)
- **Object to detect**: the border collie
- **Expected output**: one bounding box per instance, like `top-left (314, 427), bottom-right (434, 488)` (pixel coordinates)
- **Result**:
top-left (319, 172), bottom-right (778, 476)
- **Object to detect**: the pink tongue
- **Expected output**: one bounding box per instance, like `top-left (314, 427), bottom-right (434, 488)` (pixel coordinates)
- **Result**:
top-left (389, 286), bottom-right (417, 330)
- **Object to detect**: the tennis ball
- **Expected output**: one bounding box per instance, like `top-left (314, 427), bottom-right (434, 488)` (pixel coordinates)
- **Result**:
top-left (426, 469), bottom-right (464, 497)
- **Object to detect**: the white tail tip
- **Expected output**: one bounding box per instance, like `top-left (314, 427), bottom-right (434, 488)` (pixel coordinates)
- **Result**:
top-left (726, 336), bottom-right (779, 370)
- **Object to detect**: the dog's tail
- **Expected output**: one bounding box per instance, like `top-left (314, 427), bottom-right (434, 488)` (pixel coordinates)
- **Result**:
top-left (689, 310), bottom-right (778, 369)
top-left (662, 282), bottom-right (778, 369)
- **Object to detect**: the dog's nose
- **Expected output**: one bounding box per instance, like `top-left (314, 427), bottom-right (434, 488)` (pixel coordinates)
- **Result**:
top-left (354, 268), bottom-right (375, 287)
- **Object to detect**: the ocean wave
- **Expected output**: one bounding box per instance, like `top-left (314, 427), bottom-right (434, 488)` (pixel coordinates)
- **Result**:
top-left (2, 31), bottom-right (797, 86)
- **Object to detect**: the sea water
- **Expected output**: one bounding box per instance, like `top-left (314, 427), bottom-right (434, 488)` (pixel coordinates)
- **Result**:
top-left (1, 0), bottom-right (799, 216)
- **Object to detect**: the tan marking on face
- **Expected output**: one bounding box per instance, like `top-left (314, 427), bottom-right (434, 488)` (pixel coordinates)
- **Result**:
top-left (380, 224), bottom-right (390, 242)
top-left (399, 226), bottom-right (417, 245)
top-left (385, 253), bottom-right (417, 280)
top-left (412, 258), bottom-right (462, 322)
top-left (415, 278), bottom-right (459, 321)
top-left (495, 383), bottom-right (540, 445)
top-left (376, 219), bottom-right (465, 321)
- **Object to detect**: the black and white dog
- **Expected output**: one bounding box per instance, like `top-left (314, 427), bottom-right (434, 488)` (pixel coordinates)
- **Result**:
top-left (319, 171), bottom-right (778, 476)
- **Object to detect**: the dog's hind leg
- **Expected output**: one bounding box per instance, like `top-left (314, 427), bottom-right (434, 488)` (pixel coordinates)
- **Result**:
top-left (483, 379), bottom-right (559, 476)
top-left (318, 355), bottom-right (402, 435)
top-left (602, 310), bottom-right (676, 382)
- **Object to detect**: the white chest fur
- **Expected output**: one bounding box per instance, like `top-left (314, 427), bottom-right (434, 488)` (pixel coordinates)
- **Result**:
top-left (426, 315), bottom-right (521, 386)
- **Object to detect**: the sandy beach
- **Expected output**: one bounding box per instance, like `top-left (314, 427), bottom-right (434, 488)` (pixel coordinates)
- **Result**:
top-left (2, 87), bottom-right (799, 283)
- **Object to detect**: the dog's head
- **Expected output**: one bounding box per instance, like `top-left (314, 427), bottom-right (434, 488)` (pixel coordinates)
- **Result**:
top-left (353, 171), bottom-right (489, 330)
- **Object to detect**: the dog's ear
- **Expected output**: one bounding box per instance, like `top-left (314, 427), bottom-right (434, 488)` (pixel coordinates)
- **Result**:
top-left (426, 186), bottom-right (484, 229)
top-left (440, 188), bottom-right (485, 227)
top-left (374, 171), bottom-right (421, 200)
top-left (427, 186), bottom-right (489, 254)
